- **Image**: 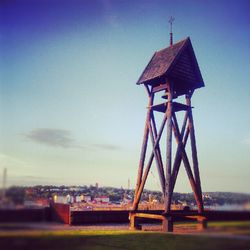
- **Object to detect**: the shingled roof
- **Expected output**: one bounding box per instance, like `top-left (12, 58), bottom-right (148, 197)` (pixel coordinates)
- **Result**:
top-left (137, 37), bottom-right (204, 95)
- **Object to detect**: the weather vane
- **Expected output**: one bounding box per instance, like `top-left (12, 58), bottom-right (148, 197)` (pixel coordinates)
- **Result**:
top-left (169, 16), bottom-right (175, 45)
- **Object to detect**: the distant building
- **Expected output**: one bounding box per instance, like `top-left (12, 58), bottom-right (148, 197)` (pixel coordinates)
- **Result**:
top-left (94, 196), bottom-right (109, 203)
top-left (203, 193), bottom-right (212, 199)
top-left (81, 195), bottom-right (91, 202)
top-left (24, 198), bottom-right (49, 208)
top-left (53, 194), bottom-right (92, 204)
top-left (53, 195), bottom-right (68, 204)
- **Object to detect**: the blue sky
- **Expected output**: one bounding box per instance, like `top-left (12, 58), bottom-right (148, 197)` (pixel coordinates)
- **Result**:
top-left (0, 0), bottom-right (250, 192)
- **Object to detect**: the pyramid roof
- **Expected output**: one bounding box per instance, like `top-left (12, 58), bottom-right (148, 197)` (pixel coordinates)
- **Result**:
top-left (137, 37), bottom-right (204, 95)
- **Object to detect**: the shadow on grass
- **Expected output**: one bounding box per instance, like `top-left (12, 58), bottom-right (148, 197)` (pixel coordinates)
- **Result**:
top-left (0, 232), bottom-right (250, 250)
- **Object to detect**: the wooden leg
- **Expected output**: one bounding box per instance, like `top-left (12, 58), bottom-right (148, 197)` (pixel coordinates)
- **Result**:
top-left (186, 94), bottom-right (204, 213)
top-left (133, 115), bottom-right (167, 210)
top-left (171, 113), bottom-right (189, 193)
top-left (171, 119), bottom-right (202, 210)
top-left (151, 113), bottom-right (165, 181)
top-left (149, 120), bottom-right (165, 193)
top-left (133, 101), bottom-right (151, 210)
top-left (129, 213), bottom-right (142, 230)
top-left (197, 217), bottom-right (207, 230)
top-left (162, 216), bottom-right (173, 232)
top-left (165, 82), bottom-right (173, 214)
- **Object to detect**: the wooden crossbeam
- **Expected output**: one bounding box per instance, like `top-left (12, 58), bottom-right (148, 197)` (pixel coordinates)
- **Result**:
top-left (170, 112), bottom-right (189, 192)
top-left (132, 113), bottom-right (168, 210)
top-left (185, 215), bottom-right (206, 221)
top-left (133, 85), bottom-right (166, 210)
top-left (151, 83), bottom-right (168, 93)
top-left (149, 119), bottom-right (165, 193)
top-left (149, 102), bottom-right (191, 113)
top-left (131, 212), bottom-right (165, 221)
top-left (171, 116), bottom-right (202, 210)
top-left (134, 97), bottom-right (151, 205)
top-left (148, 85), bottom-right (165, 193)
top-left (151, 113), bottom-right (165, 183)
top-left (164, 82), bottom-right (173, 214)
top-left (186, 94), bottom-right (203, 213)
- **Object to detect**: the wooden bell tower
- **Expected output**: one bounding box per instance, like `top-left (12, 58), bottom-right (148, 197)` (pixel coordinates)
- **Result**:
top-left (130, 36), bottom-right (205, 231)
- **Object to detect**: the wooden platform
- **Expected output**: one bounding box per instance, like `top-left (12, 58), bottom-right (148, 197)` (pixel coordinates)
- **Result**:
top-left (129, 211), bottom-right (207, 232)
top-left (149, 101), bottom-right (192, 113)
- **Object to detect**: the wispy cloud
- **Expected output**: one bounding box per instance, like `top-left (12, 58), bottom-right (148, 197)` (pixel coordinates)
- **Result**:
top-left (25, 128), bottom-right (75, 148)
top-left (24, 128), bottom-right (121, 151)
top-left (22, 175), bottom-right (46, 180)
top-left (92, 144), bottom-right (121, 151)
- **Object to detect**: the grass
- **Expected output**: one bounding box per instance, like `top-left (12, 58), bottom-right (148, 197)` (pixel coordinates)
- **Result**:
top-left (207, 221), bottom-right (250, 236)
top-left (0, 221), bottom-right (250, 250)
top-left (208, 221), bottom-right (250, 228)
top-left (0, 230), bottom-right (250, 250)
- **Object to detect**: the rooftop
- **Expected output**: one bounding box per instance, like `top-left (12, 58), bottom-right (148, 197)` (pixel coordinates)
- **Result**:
top-left (137, 37), bottom-right (205, 96)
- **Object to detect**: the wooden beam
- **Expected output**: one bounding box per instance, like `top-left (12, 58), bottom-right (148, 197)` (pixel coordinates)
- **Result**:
top-left (170, 112), bottom-right (189, 192)
top-left (151, 83), bottom-right (168, 93)
top-left (186, 94), bottom-right (204, 213)
top-left (146, 83), bottom-right (165, 192)
top-left (151, 113), bottom-right (164, 174)
top-left (132, 114), bottom-right (168, 210)
top-left (129, 213), bottom-right (142, 230)
top-left (171, 118), bottom-right (202, 210)
top-left (133, 94), bottom-right (152, 210)
top-left (170, 91), bottom-right (194, 193)
top-left (149, 119), bottom-right (165, 193)
top-left (164, 82), bottom-right (173, 214)
top-left (132, 212), bottom-right (165, 221)
top-left (171, 127), bottom-right (190, 192)
top-left (144, 84), bottom-right (151, 96)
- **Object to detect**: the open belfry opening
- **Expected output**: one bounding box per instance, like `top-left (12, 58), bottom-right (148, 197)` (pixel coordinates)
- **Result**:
top-left (130, 21), bottom-right (206, 232)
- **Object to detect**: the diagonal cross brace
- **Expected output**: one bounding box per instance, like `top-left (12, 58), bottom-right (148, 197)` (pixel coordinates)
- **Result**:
top-left (171, 114), bottom-right (202, 209)
top-left (149, 117), bottom-right (165, 194)
top-left (171, 111), bottom-right (189, 192)
top-left (132, 113), bottom-right (168, 210)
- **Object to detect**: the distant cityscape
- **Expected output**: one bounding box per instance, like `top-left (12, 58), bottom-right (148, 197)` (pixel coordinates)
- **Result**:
top-left (1, 184), bottom-right (250, 211)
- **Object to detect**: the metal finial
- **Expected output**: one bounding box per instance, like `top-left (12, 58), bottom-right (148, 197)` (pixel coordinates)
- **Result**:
top-left (169, 16), bottom-right (175, 46)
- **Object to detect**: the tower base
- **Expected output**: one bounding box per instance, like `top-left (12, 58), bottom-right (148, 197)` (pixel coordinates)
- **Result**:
top-left (129, 212), bottom-right (173, 232)
top-left (129, 211), bottom-right (207, 232)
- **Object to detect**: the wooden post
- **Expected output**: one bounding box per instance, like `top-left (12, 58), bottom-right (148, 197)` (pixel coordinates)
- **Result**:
top-left (171, 117), bottom-right (202, 208)
top-left (132, 114), bottom-right (167, 210)
top-left (149, 122), bottom-right (165, 193)
top-left (170, 112), bottom-right (189, 193)
top-left (133, 92), bottom-right (153, 210)
top-left (150, 114), bottom-right (165, 192)
top-left (164, 82), bottom-right (173, 214)
top-left (186, 93), bottom-right (204, 213)
top-left (197, 217), bottom-right (207, 230)
top-left (162, 216), bottom-right (173, 232)
top-left (129, 213), bottom-right (142, 230)
top-left (146, 84), bottom-right (165, 193)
